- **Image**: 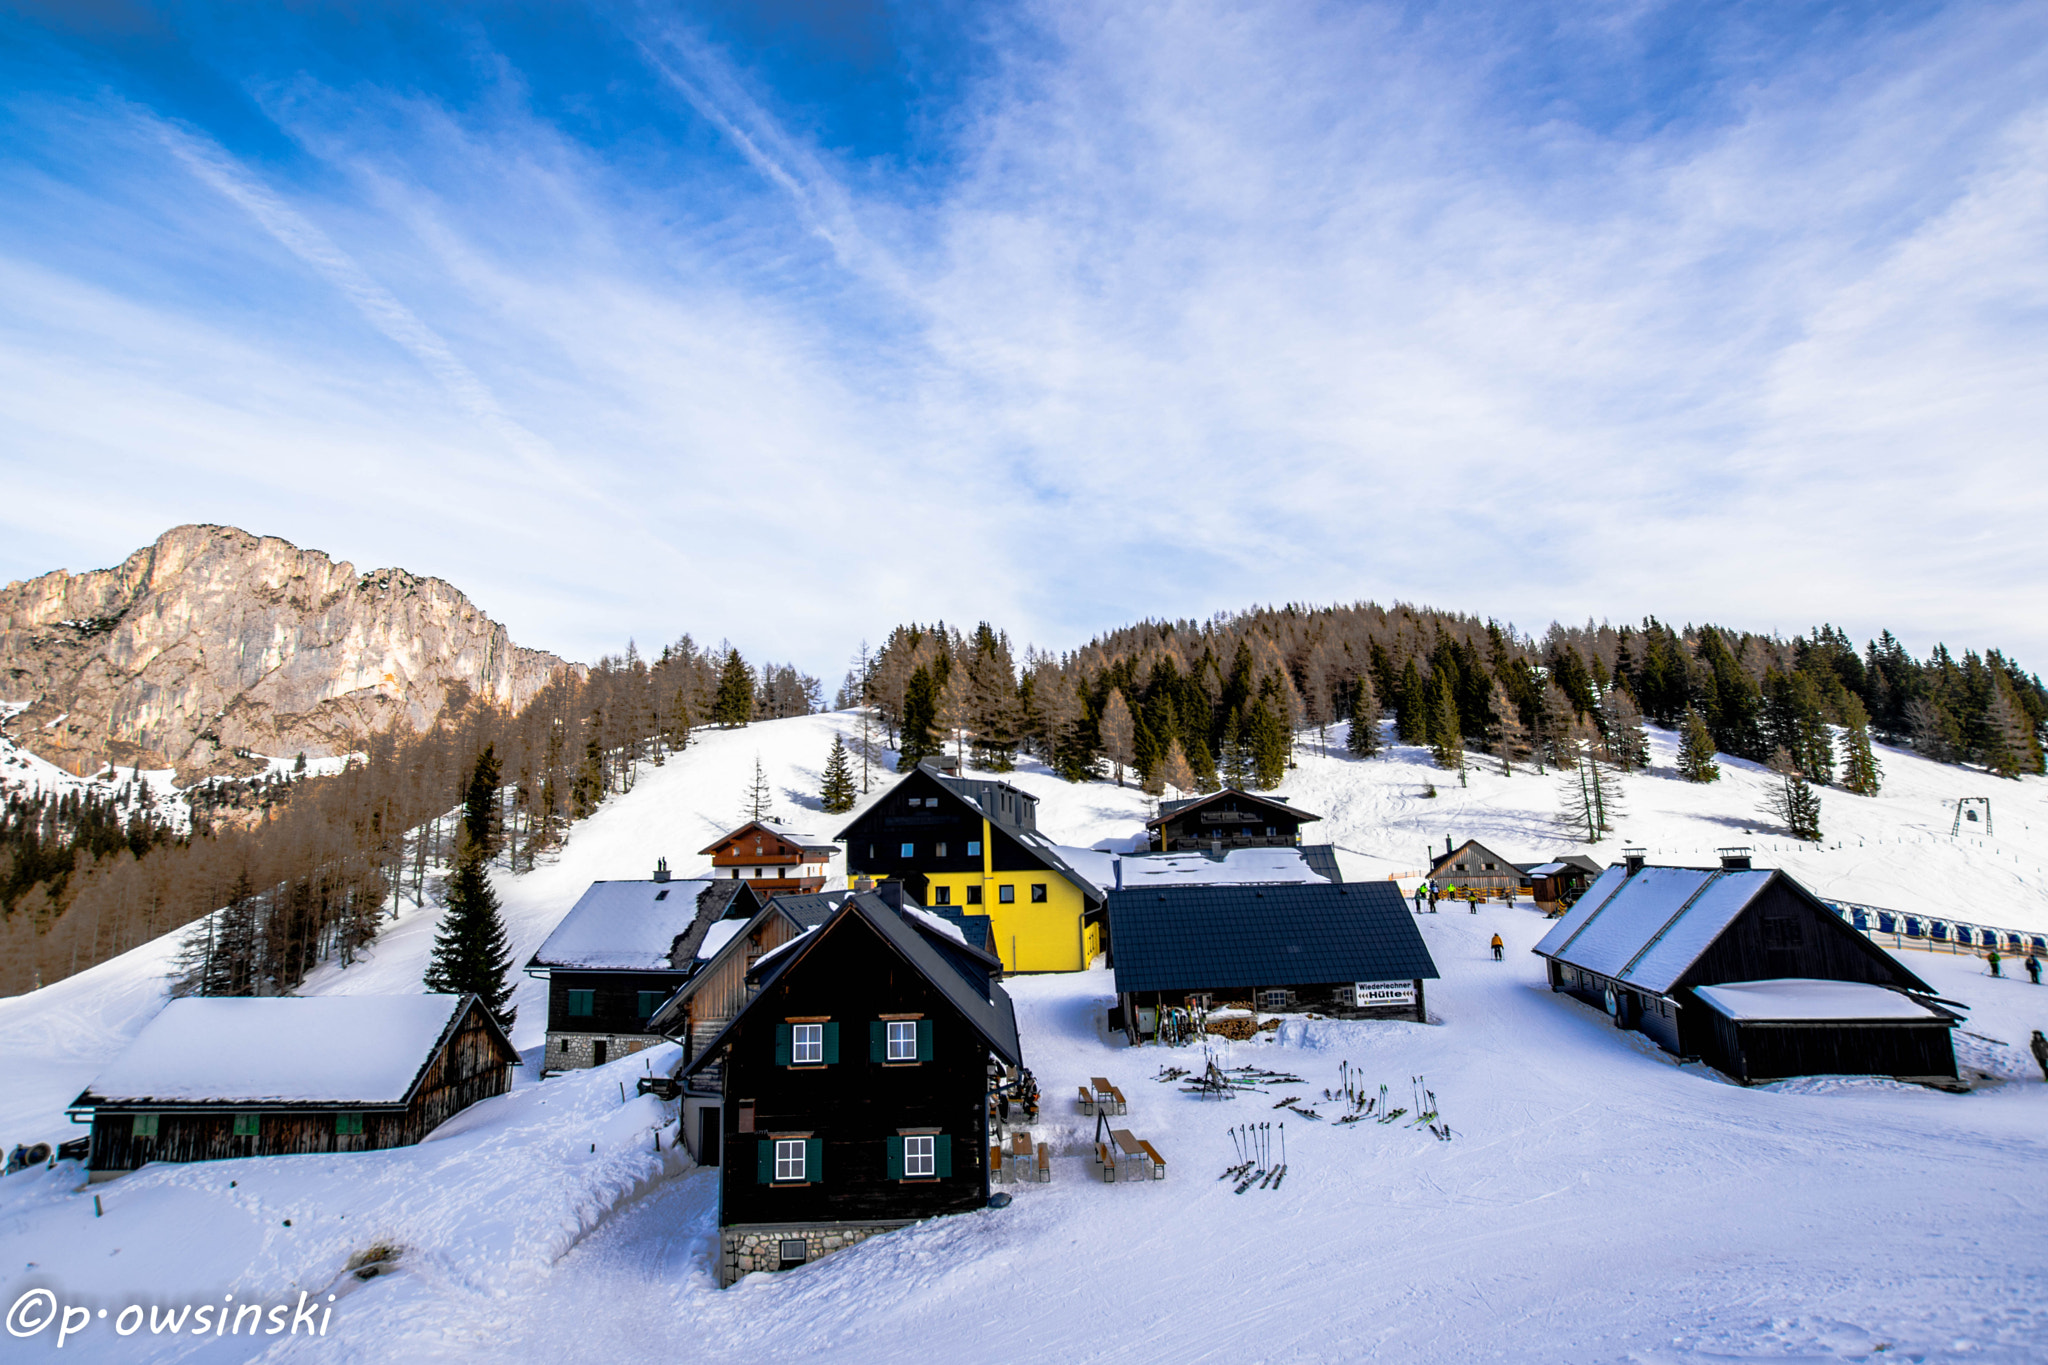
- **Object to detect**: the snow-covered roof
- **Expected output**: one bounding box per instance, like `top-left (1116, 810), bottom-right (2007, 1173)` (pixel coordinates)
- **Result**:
top-left (1534, 866), bottom-right (1777, 995)
top-left (78, 995), bottom-right (481, 1106)
top-left (902, 905), bottom-right (968, 945)
top-left (1525, 862), bottom-right (1568, 876)
top-left (700, 819), bottom-right (839, 855)
top-left (695, 919), bottom-right (746, 961)
top-left (1114, 848), bottom-right (1333, 887)
top-left (1692, 979), bottom-right (1950, 1024)
top-left (528, 879), bottom-right (715, 971)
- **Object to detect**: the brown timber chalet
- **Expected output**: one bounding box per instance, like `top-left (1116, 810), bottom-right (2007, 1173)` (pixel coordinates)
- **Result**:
top-left (1147, 789), bottom-right (1319, 854)
top-left (681, 890), bottom-right (1021, 1285)
top-left (69, 994), bottom-right (516, 1181)
top-left (701, 820), bottom-right (840, 899)
top-left (1426, 837), bottom-right (1521, 900)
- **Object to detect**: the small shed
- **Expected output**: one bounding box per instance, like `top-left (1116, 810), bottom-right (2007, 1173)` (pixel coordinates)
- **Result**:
top-left (1107, 881), bottom-right (1438, 1039)
top-left (69, 993), bottom-right (516, 1180)
top-left (1690, 980), bottom-right (1959, 1084)
top-left (1523, 854), bottom-right (1604, 913)
top-left (1427, 838), bottom-right (1522, 900)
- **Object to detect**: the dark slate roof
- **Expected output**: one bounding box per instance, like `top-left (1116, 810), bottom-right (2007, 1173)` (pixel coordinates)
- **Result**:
top-left (1556, 854), bottom-right (1605, 875)
top-left (757, 889), bottom-right (853, 929)
top-left (1108, 881), bottom-right (1437, 995)
top-left (1300, 845), bottom-right (1343, 884)
top-left (679, 892), bottom-right (1022, 1074)
top-left (1150, 788), bottom-right (1314, 828)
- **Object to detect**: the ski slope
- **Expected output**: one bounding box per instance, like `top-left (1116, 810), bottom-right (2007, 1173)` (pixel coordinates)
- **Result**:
top-left (3, 713), bottom-right (2045, 1361)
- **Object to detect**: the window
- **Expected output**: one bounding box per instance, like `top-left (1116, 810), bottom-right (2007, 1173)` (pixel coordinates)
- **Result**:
top-left (888, 1020), bottom-right (918, 1061)
top-left (1030, 883), bottom-right (1048, 903)
top-left (336, 1113), bottom-right (364, 1136)
top-left (904, 1134), bottom-right (936, 1177)
top-left (779, 1239), bottom-right (808, 1269)
top-left (967, 841), bottom-right (981, 857)
top-left (775, 1138), bottom-right (807, 1181)
top-left (1258, 990), bottom-right (1293, 1011)
top-left (933, 885), bottom-right (951, 905)
top-left (637, 991), bottom-right (664, 1019)
top-left (901, 843), bottom-right (915, 858)
top-left (888, 1132), bottom-right (950, 1179)
top-left (131, 1113), bottom-right (158, 1138)
top-left (792, 1023), bottom-right (824, 1064)
top-left (966, 886), bottom-right (982, 905)
top-left (1267, 826), bottom-right (1277, 837)
top-left (738, 1102), bottom-right (756, 1133)
top-left (998, 884), bottom-right (1016, 904)
top-left (936, 842), bottom-right (948, 858)
top-left (233, 1113), bottom-right (259, 1137)
top-left (567, 989), bottom-right (595, 1017)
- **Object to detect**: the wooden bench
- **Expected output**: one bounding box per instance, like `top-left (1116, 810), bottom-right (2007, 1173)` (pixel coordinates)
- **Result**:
top-left (1036, 1141), bottom-right (1053, 1183)
top-left (1077, 1085), bottom-right (1095, 1114)
top-left (1107, 1084), bottom-right (1129, 1115)
top-left (1094, 1140), bottom-right (1115, 1181)
top-left (1136, 1138), bottom-right (1167, 1180)
top-left (990, 1143), bottom-right (1005, 1182)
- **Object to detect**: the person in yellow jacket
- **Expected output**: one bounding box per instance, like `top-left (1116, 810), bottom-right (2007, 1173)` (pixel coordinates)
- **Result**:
top-left (1490, 933), bottom-right (1504, 961)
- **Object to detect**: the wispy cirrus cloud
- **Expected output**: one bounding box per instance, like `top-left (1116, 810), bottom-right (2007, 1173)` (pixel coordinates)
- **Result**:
top-left (0, 0), bottom-right (2044, 674)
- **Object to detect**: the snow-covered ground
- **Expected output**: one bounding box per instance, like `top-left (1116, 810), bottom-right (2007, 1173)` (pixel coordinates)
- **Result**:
top-left (3, 713), bottom-right (2045, 1361)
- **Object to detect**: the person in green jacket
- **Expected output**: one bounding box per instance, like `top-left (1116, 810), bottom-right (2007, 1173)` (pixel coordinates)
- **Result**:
top-left (1987, 946), bottom-right (2002, 978)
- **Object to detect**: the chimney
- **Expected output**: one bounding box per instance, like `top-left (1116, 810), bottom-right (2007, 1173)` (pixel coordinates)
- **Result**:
top-left (652, 857), bottom-right (671, 884)
top-left (1718, 847), bottom-right (1753, 871)
top-left (1113, 858), bottom-right (1124, 891)
top-left (1622, 847), bottom-right (1646, 877)
top-left (1445, 836), bottom-right (1453, 858)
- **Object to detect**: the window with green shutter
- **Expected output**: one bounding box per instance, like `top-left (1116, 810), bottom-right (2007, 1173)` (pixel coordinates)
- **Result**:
top-left (757, 1139), bottom-right (776, 1183)
top-left (335, 1113), bottom-right (364, 1136)
top-left (567, 989), bottom-right (595, 1017)
top-left (131, 1113), bottom-right (158, 1138)
top-left (806, 1137), bottom-right (822, 1182)
top-left (233, 1113), bottom-right (260, 1137)
top-left (916, 1018), bottom-right (934, 1062)
top-left (775, 1023), bottom-right (792, 1066)
top-left (886, 1135), bottom-right (904, 1178)
top-left (935, 1134), bottom-right (952, 1177)
top-left (636, 990), bottom-right (663, 1019)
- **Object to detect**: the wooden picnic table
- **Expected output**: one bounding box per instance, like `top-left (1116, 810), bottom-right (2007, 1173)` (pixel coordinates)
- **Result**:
top-left (1090, 1077), bottom-right (1127, 1114)
top-left (1107, 1128), bottom-right (1165, 1181)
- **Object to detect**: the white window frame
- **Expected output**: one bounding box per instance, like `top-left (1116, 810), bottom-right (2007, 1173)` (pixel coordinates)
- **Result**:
top-left (903, 1134), bottom-right (935, 1178)
top-left (887, 1020), bottom-right (918, 1062)
top-left (792, 1023), bottom-right (824, 1064)
top-left (775, 1138), bottom-right (807, 1182)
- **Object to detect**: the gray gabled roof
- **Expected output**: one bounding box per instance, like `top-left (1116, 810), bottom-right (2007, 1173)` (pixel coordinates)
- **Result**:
top-left (680, 892), bottom-right (1022, 1076)
top-left (645, 895), bottom-right (817, 1033)
top-left (1429, 839), bottom-right (1521, 878)
top-left (1531, 865), bottom-right (1933, 997)
top-left (1107, 881), bottom-right (1437, 995)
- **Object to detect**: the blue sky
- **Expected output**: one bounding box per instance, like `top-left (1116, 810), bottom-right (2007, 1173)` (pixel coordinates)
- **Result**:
top-left (2, 0), bottom-right (2045, 679)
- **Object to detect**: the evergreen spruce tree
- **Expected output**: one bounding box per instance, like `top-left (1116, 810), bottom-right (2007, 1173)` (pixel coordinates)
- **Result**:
top-left (1428, 674), bottom-right (1464, 772)
top-left (1396, 659), bottom-right (1430, 745)
top-left (1248, 696), bottom-right (1290, 789)
top-left (819, 736), bottom-right (858, 814)
top-left (743, 756), bottom-right (774, 822)
top-left (1677, 707), bottom-right (1720, 783)
top-left (571, 722), bottom-right (605, 818)
top-left (712, 648), bottom-right (755, 727)
top-left (1345, 676), bottom-right (1381, 757)
top-left (1762, 747), bottom-right (1823, 841)
top-left (1219, 708), bottom-right (1251, 789)
top-left (898, 665), bottom-right (939, 770)
top-left (1838, 695), bottom-right (1884, 796)
top-left (423, 839), bottom-right (518, 1029)
top-left (461, 744), bottom-right (502, 862)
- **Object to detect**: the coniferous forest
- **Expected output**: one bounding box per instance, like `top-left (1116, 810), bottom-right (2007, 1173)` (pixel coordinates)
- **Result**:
top-left (4, 601), bottom-right (2044, 997)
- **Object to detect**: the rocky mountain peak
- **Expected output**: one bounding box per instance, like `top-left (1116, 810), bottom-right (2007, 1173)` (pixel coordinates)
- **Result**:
top-left (0, 524), bottom-right (574, 781)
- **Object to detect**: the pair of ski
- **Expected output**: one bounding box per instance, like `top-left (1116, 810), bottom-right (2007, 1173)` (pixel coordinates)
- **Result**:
top-left (1235, 1164), bottom-right (1286, 1193)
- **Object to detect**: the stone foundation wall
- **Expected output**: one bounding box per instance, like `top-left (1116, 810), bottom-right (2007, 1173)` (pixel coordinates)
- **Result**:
top-left (719, 1222), bottom-right (908, 1286)
top-left (543, 1032), bottom-right (658, 1073)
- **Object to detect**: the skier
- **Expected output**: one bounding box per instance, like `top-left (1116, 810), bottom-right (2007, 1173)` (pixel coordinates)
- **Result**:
top-left (2027, 953), bottom-right (2042, 985)
top-left (1428, 883), bottom-right (1439, 913)
top-left (1413, 883), bottom-right (1425, 914)
top-left (2033, 1030), bottom-right (2048, 1081)
top-left (1987, 947), bottom-right (2002, 978)
top-left (1490, 934), bottom-right (1504, 961)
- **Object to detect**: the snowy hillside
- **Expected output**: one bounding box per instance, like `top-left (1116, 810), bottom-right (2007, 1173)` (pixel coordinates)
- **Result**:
top-left (3, 714), bottom-right (2045, 1361)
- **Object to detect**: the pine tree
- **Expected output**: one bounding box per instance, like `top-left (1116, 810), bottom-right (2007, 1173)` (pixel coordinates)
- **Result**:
top-left (1838, 695), bottom-right (1883, 796)
top-left (1762, 747), bottom-right (1823, 841)
top-left (819, 736), bottom-right (858, 814)
top-left (1428, 674), bottom-right (1464, 772)
top-left (1345, 676), bottom-right (1381, 757)
top-left (1677, 707), bottom-right (1720, 783)
top-left (1248, 696), bottom-right (1289, 789)
top-left (712, 648), bottom-right (754, 727)
top-left (1396, 659), bottom-right (1430, 745)
top-left (1100, 689), bottom-right (1136, 786)
top-left (898, 665), bottom-right (939, 770)
top-left (743, 756), bottom-right (774, 822)
top-left (461, 744), bottom-right (502, 862)
top-left (1219, 709), bottom-right (1252, 789)
top-left (423, 840), bottom-right (518, 1029)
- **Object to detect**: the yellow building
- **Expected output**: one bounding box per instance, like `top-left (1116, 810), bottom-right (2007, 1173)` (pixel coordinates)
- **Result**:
top-left (836, 761), bottom-right (1105, 972)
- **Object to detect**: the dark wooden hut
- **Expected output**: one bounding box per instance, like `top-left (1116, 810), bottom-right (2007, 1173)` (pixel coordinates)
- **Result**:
top-left (526, 872), bottom-right (757, 1073)
top-left (680, 890), bottom-right (1020, 1286)
top-left (1146, 789), bottom-right (1319, 853)
top-left (1426, 837), bottom-right (1522, 900)
top-left (1106, 880), bottom-right (1438, 1040)
top-left (1532, 857), bottom-right (1957, 1083)
top-left (69, 993), bottom-right (516, 1181)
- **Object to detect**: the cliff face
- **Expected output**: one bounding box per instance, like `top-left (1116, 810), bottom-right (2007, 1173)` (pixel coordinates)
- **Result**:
top-left (0, 525), bottom-right (574, 780)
